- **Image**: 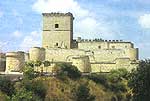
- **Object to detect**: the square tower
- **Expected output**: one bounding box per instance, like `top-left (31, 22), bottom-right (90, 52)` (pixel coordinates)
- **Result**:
top-left (42, 12), bottom-right (74, 49)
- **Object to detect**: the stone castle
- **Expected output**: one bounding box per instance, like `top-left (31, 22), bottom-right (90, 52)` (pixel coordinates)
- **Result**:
top-left (0, 12), bottom-right (139, 74)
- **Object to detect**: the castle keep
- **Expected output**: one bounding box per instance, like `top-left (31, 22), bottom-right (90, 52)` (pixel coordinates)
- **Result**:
top-left (0, 12), bottom-right (139, 73)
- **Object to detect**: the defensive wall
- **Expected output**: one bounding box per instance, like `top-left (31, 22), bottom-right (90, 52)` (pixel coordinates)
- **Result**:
top-left (5, 51), bottom-right (25, 73)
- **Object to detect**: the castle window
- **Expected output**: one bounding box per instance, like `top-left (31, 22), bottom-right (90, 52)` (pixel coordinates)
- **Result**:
top-left (98, 46), bottom-right (101, 49)
top-left (112, 46), bottom-right (115, 49)
top-left (55, 24), bottom-right (59, 28)
top-left (56, 43), bottom-right (58, 46)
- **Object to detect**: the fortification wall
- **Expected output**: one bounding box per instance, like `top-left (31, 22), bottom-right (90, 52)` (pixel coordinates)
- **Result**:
top-left (5, 51), bottom-right (25, 72)
top-left (43, 31), bottom-right (72, 48)
top-left (124, 48), bottom-right (139, 60)
top-left (0, 53), bottom-right (6, 71)
top-left (72, 56), bottom-right (91, 72)
top-left (89, 50), bottom-right (124, 62)
top-left (24, 53), bottom-right (29, 62)
top-left (91, 58), bottom-right (138, 72)
top-left (45, 48), bottom-right (85, 62)
top-left (78, 41), bottom-right (133, 50)
top-left (44, 48), bottom-right (138, 72)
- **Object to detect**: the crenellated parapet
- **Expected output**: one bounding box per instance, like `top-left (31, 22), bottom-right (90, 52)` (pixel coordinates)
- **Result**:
top-left (76, 37), bottom-right (125, 43)
top-left (42, 12), bottom-right (73, 17)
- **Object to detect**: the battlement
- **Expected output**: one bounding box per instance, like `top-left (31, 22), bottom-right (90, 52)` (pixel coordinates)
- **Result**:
top-left (76, 37), bottom-right (131, 43)
top-left (42, 12), bottom-right (73, 17)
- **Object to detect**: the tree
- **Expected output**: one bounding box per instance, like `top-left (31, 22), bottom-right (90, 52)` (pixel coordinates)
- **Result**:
top-left (23, 66), bottom-right (36, 80)
top-left (23, 80), bottom-right (47, 100)
top-left (129, 60), bottom-right (150, 101)
top-left (108, 68), bottom-right (129, 83)
top-left (75, 84), bottom-right (95, 101)
top-left (53, 63), bottom-right (81, 80)
top-left (34, 60), bottom-right (42, 67)
top-left (87, 73), bottom-right (108, 88)
top-left (11, 88), bottom-right (41, 101)
top-left (0, 77), bottom-right (15, 96)
top-left (25, 61), bottom-right (34, 68)
top-left (43, 60), bottom-right (51, 73)
top-left (43, 60), bottom-right (51, 67)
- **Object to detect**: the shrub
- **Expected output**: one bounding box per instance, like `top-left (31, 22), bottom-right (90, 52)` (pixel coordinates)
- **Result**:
top-left (54, 63), bottom-right (81, 80)
top-left (75, 84), bottom-right (95, 101)
top-left (0, 77), bottom-right (15, 96)
top-left (87, 73), bottom-right (108, 87)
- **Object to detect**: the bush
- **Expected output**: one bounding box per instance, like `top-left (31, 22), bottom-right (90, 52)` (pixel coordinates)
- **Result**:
top-left (87, 73), bottom-right (108, 87)
top-left (23, 66), bottom-right (36, 80)
top-left (54, 63), bottom-right (81, 80)
top-left (0, 77), bottom-right (15, 96)
top-left (75, 84), bottom-right (95, 101)
top-left (24, 80), bottom-right (47, 100)
top-left (108, 68), bottom-right (129, 83)
top-left (11, 88), bottom-right (41, 101)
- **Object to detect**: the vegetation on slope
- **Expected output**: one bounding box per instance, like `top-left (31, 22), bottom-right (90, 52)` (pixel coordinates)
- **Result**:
top-left (0, 60), bottom-right (150, 101)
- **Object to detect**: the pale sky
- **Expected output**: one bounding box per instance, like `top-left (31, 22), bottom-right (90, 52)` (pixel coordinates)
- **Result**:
top-left (0, 0), bottom-right (150, 59)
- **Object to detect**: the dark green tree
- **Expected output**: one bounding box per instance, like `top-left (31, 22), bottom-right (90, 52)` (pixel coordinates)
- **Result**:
top-left (25, 61), bottom-right (34, 68)
top-left (24, 80), bottom-right (47, 100)
top-left (54, 63), bottom-right (81, 80)
top-left (75, 84), bottom-right (95, 101)
top-left (34, 60), bottom-right (42, 67)
top-left (129, 59), bottom-right (150, 101)
top-left (87, 73), bottom-right (108, 87)
top-left (43, 60), bottom-right (51, 67)
top-left (11, 88), bottom-right (41, 101)
top-left (0, 77), bottom-right (15, 96)
top-left (23, 66), bottom-right (36, 80)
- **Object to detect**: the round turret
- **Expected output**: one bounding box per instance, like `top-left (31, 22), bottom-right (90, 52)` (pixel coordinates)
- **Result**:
top-left (0, 53), bottom-right (6, 71)
top-left (29, 47), bottom-right (45, 61)
top-left (24, 53), bottom-right (29, 62)
top-left (72, 55), bottom-right (91, 73)
top-left (6, 51), bottom-right (25, 72)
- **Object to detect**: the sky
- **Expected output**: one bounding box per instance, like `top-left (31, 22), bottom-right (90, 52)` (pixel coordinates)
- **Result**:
top-left (0, 0), bottom-right (150, 59)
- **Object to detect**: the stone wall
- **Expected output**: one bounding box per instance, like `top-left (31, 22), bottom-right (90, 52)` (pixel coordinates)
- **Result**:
top-left (78, 41), bottom-right (133, 50)
top-left (5, 51), bottom-right (25, 72)
top-left (0, 53), bottom-right (6, 71)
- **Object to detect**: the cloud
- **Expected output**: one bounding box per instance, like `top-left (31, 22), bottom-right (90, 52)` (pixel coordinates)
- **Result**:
top-left (32, 0), bottom-right (89, 18)
top-left (12, 30), bottom-right (22, 37)
top-left (32, 0), bottom-right (120, 39)
top-left (0, 10), bottom-right (3, 18)
top-left (12, 10), bottom-right (23, 25)
top-left (138, 14), bottom-right (150, 29)
top-left (74, 17), bottom-right (120, 39)
top-left (0, 41), bottom-right (8, 52)
top-left (19, 31), bottom-right (41, 51)
top-left (137, 0), bottom-right (150, 4)
top-left (137, 42), bottom-right (150, 59)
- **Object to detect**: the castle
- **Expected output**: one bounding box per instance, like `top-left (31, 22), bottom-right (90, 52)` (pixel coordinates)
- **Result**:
top-left (0, 12), bottom-right (139, 74)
